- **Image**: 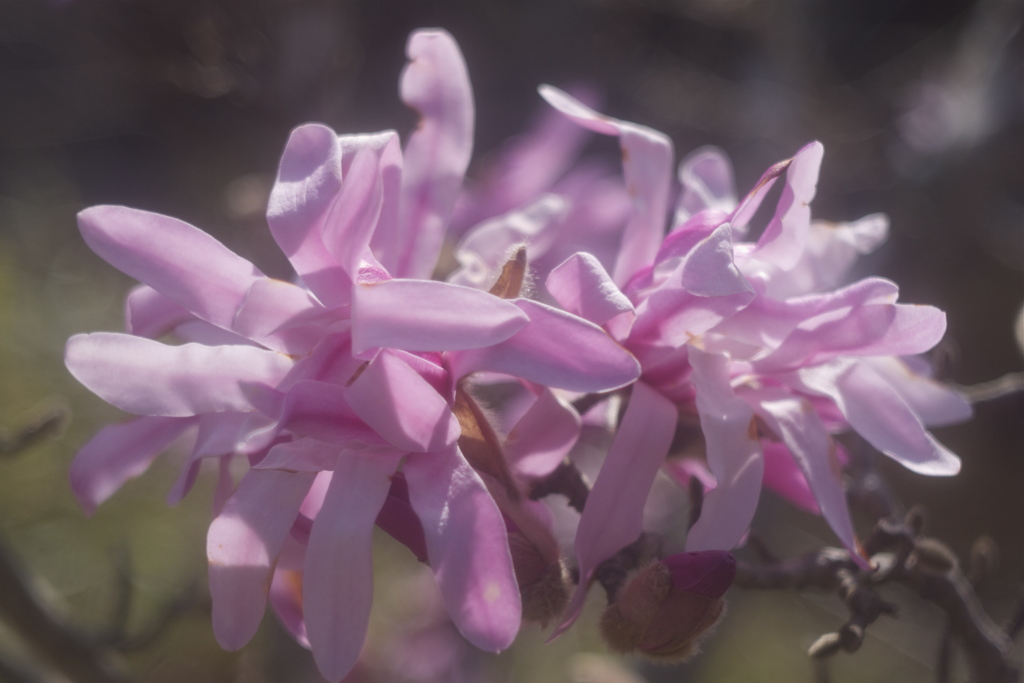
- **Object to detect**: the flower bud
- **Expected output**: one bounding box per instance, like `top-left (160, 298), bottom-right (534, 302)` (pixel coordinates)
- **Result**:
top-left (600, 551), bottom-right (735, 661)
top-left (507, 528), bottom-right (569, 627)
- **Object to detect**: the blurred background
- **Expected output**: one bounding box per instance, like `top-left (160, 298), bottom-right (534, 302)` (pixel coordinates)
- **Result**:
top-left (0, 0), bottom-right (1021, 681)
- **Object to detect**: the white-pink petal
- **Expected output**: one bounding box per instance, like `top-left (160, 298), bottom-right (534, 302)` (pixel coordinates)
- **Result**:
top-left (404, 446), bottom-right (521, 651)
top-left (69, 416), bottom-right (197, 515)
top-left (351, 279), bottom-right (529, 355)
top-left (304, 451), bottom-right (401, 682)
top-left (390, 29), bottom-right (474, 279)
top-left (553, 382), bottom-right (677, 637)
top-left (79, 206), bottom-right (263, 329)
top-left (208, 469), bottom-right (315, 650)
top-left (66, 333), bottom-right (293, 417)
top-left (685, 347), bottom-right (764, 552)
top-left (345, 351), bottom-right (460, 453)
top-left (546, 252), bottom-right (635, 327)
top-left (505, 388), bottom-right (582, 479)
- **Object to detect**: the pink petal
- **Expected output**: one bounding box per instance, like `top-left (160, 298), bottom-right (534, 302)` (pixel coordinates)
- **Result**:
top-left (759, 441), bottom-right (820, 514)
top-left (232, 278), bottom-right (337, 355)
top-left (751, 141), bottom-right (823, 270)
top-left (861, 356), bottom-right (972, 427)
top-left (538, 85), bottom-right (672, 285)
top-left (274, 380), bottom-right (390, 449)
top-left (69, 416), bottom-right (197, 514)
top-left (167, 412), bottom-right (261, 505)
top-left (449, 195), bottom-right (568, 290)
top-left (753, 394), bottom-right (861, 562)
top-left (545, 252), bottom-right (635, 327)
top-left (404, 446), bottom-right (521, 651)
top-left (266, 123), bottom-right (350, 308)
top-left (553, 382), bottom-right (677, 637)
top-left (208, 469), bottom-right (316, 650)
top-left (505, 388), bottom-right (582, 479)
top-left (78, 206), bottom-right (263, 329)
top-left (793, 359), bottom-right (961, 475)
top-left (304, 451), bottom-right (401, 682)
top-left (729, 156), bottom-right (791, 230)
top-left (321, 145), bottom-right (384, 276)
top-left (66, 333), bottom-right (293, 417)
top-left (675, 146), bottom-right (738, 223)
top-left (685, 348), bottom-right (764, 552)
top-left (351, 279), bottom-right (529, 355)
top-left (345, 351), bottom-right (461, 453)
top-left (124, 285), bottom-right (192, 338)
top-left (390, 29), bottom-right (474, 279)
top-left (449, 299), bottom-right (641, 392)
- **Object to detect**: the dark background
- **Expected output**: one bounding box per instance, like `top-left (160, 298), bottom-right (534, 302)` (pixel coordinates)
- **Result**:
top-left (0, 1), bottom-right (1021, 681)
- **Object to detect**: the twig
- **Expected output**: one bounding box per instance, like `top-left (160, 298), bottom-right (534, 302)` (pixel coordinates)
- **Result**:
top-left (956, 372), bottom-right (1024, 403)
top-left (0, 403), bottom-right (69, 457)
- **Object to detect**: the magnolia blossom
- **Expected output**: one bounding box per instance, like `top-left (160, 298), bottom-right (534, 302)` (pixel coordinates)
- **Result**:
top-left (482, 86), bottom-right (971, 635)
top-left (65, 30), bottom-right (639, 683)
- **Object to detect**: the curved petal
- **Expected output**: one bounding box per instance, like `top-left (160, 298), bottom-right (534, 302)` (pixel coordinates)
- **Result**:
top-left (78, 206), bottom-right (263, 329)
top-left (404, 446), bottom-right (521, 651)
top-left (346, 351), bottom-right (461, 453)
top-left (304, 451), bottom-right (401, 682)
top-left (266, 123), bottom-right (350, 307)
top-left (69, 416), bottom-right (197, 514)
top-left (66, 333), bottom-right (293, 417)
top-left (753, 394), bottom-right (862, 563)
top-left (208, 469), bottom-right (316, 650)
top-left (553, 382), bottom-right (677, 638)
top-left (232, 278), bottom-right (336, 355)
top-left (322, 145), bottom-right (384, 276)
top-left (675, 146), bottom-right (737, 224)
top-left (546, 252), bottom-right (635, 327)
top-left (351, 279), bottom-right (529, 355)
top-left (685, 347), bottom-right (764, 552)
top-left (861, 356), bottom-right (972, 427)
top-left (505, 388), bottom-right (582, 479)
top-left (793, 359), bottom-right (961, 475)
top-left (124, 285), bottom-right (193, 339)
top-left (751, 141), bottom-right (823, 270)
top-left (391, 29), bottom-right (474, 279)
top-left (449, 299), bottom-right (641, 392)
top-left (538, 85), bottom-right (673, 285)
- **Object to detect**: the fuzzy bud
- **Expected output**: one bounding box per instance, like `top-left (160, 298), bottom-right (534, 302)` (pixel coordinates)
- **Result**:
top-left (600, 551), bottom-right (735, 661)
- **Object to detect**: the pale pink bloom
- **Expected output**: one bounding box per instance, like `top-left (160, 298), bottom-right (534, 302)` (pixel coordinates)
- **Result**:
top-left (533, 87), bottom-right (968, 635)
top-left (65, 30), bottom-right (639, 683)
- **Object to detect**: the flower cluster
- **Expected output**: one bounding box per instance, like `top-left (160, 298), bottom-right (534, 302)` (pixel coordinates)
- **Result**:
top-left (65, 28), bottom-right (970, 681)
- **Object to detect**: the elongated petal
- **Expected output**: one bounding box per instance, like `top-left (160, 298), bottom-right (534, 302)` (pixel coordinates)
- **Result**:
top-left (685, 348), bottom-right (763, 552)
top-left (274, 380), bottom-right (390, 449)
top-left (753, 394), bottom-right (861, 562)
top-left (391, 29), bottom-right (474, 278)
top-left (167, 412), bottom-right (261, 505)
top-left (124, 285), bottom-right (193, 338)
top-left (322, 145), bottom-right (384, 276)
top-left (450, 299), bottom-right (641, 392)
top-left (66, 333), bottom-right (293, 417)
top-left (404, 446), bottom-right (521, 651)
top-left (79, 206), bottom-right (263, 329)
top-left (208, 469), bottom-right (315, 650)
top-left (755, 303), bottom-right (947, 374)
top-left (345, 351), bottom-right (460, 453)
top-left (267, 124), bottom-right (350, 307)
top-left (70, 416), bottom-right (197, 514)
top-left (538, 85), bottom-right (672, 285)
top-left (304, 451), bottom-right (400, 682)
top-left (546, 252), bottom-right (635, 327)
top-left (793, 359), bottom-right (961, 475)
top-left (676, 146), bottom-right (737, 223)
top-left (505, 388), bottom-right (582, 479)
top-left (751, 142), bottom-right (823, 270)
top-left (233, 278), bottom-right (336, 355)
top-left (553, 382), bottom-right (677, 637)
top-left (351, 279), bottom-right (529, 355)
top-left (861, 356), bottom-right (972, 427)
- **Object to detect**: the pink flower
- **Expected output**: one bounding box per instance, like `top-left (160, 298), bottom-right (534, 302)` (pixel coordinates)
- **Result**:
top-left (65, 30), bottom-right (639, 683)
top-left (532, 87), bottom-right (969, 635)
